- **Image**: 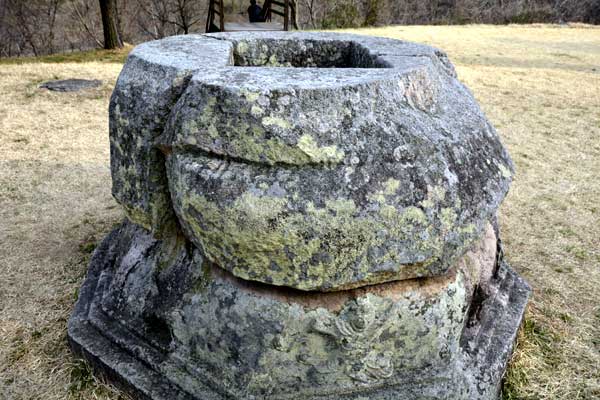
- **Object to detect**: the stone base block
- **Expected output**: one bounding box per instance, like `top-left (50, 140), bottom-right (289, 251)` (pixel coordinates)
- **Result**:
top-left (68, 221), bottom-right (530, 400)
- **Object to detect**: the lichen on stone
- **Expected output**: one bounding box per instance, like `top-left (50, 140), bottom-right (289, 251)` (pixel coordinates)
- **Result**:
top-left (73, 32), bottom-right (528, 400)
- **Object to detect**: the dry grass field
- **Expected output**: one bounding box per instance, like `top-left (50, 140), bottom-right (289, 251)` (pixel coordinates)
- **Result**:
top-left (1, 24), bottom-right (599, 399)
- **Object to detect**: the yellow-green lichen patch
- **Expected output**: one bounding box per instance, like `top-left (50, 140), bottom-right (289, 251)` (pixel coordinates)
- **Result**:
top-left (174, 97), bottom-right (345, 166)
top-left (236, 41), bottom-right (249, 55)
top-left (262, 116), bottom-right (291, 129)
top-left (229, 134), bottom-right (314, 165)
top-left (115, 164), bottom-right (138, 194)
top-left (384, 178), bottom-right (400, 194)
top-left (113, 103), bottom-right (130, 128)
top-left (215, 127), bottom-right (344, 166)
top-left (440, 207), bottom-right (458, 231)
top-left (368, 178), bottom-right (405, 204)
top-left (240, 88), bottom-right (261, 102)
top-left (250, 105), bottom-right (264, 117)
top-left (122, 203), bottom-right (152, 230)
top-left (171, 162), bottom-right (451, 289)
top-left (296, 134), bottom-right (345, 165)
top-left (243, 270), bottom-right (469, 393)
top-left (181, 120), bottom-right (199, 137)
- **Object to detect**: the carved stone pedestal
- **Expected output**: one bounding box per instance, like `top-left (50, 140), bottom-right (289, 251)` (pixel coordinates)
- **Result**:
top-left (69, 221), bottom-right (529, 400)
top-left (69, 32), bottom-right (530, 400)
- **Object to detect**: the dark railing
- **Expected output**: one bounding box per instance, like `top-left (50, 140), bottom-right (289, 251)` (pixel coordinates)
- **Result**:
top-left (205, 0), bottom-right (225, 33)
top-left (206, 0), bottom-right (298, 33)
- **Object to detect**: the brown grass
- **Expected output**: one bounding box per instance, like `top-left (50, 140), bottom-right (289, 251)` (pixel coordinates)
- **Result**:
top-left (0, 45), bottom-right (132, 66)
top-left (1, 24), bottom-right (599, 399)
top-left (0, 62), bottom-right (127, 399)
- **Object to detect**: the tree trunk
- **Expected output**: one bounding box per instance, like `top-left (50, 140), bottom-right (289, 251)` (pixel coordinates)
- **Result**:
top-left (99, 0), bottom-right (122, 49)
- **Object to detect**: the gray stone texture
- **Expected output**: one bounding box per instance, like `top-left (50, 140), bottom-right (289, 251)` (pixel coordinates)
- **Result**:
top-left (111, 32), bottom-right (514, 290)
top-left (69, 220), bottom-right (530, 400)
top-left (109, 35), bottom-right (232, 235)
top-left (70, 32), bottom-right (531, 400)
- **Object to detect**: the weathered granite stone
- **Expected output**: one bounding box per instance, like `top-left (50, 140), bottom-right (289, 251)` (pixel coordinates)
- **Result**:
top-left (71, 32), bottom-right (530, 400)
top-left (109, 35), bottom-right (232, 235)
top-left (40, 78), bottom-right (102, 92)
top-left (68, 220), bottom-right (529, 400)
top-left (109, 32), bottom-right (513, 290)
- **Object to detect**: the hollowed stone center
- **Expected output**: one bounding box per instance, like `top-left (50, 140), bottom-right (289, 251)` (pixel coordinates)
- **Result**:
top-left (233, 39), bottom-right (390, 68)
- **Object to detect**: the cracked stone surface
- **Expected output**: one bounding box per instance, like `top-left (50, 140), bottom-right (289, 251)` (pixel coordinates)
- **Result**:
top-left (111, 32), bottom-right (514, 290)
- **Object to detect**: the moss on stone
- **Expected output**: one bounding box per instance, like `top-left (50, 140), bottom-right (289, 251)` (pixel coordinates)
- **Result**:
top-left (296, 134), bottom-right (345, 164)
top-left (171, 164), bottom-right (453, 289)
top-left (122, 203), bottom-right (152, 230)
top-left (171, 254), bottom-right (469, 395)
top-left (262, 116), bottom-right (291, 129)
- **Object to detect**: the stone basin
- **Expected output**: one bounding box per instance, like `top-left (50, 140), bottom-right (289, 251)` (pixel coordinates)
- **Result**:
top-left (71, 32), bottom-right (530, 400)
top-left (110, 32), bottom-right (514, 291)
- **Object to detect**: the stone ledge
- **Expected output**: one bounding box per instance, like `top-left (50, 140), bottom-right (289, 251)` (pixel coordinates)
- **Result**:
top-left (68, 222), bottom-right (530, 400)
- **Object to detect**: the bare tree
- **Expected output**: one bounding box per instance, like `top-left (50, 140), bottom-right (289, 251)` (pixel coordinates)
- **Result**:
top-left (0, 0), bottom-right (10, 56)
top-left (10, 1), bottom-right (41, 55)
top-left (172, 0), bottom-right (205, 34)
top-left (136, 0), bottom-right (173, 39)
top-left (71, 0), bottom-right (103, 47)
top-left (299, 0), bottom-right (318, 28)
top-left (363, 0), bottom-right (380, 26)
top-left (0, 0), bottom-right (61, 56)
top-left (135, 0), bottom-right (205, 39)
top-left (99, 0), bottom-right (123, 48)
top-left (1, 0), bottom-right (599, 59)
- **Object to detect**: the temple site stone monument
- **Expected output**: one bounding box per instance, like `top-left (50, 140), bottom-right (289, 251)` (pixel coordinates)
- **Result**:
top-left (68, 32), bottom-right (531, 400)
